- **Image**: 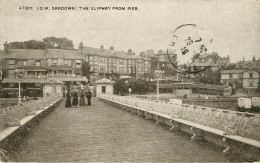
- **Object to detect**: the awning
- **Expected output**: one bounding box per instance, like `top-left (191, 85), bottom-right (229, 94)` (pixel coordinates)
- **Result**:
top-left (2, 78), bottom-right (63, 84)
top-left (2, 76), bottom-right (87, 83)
top-left (52, 76), bottom-right (88, 82)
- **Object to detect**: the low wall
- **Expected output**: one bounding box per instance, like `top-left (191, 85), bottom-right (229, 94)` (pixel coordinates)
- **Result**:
top-left (136, 95), bottom-right (237, 110)
top-left (98, 94), bottom-right (260, 161)
top-left (182, 98), bottom-right (237, 109)
top-left (0, 95), bottom-right (62, 161)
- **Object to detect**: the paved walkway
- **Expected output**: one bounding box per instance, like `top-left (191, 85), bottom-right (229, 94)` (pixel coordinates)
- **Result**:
top-left (10, 98), bottom-right (234, 162)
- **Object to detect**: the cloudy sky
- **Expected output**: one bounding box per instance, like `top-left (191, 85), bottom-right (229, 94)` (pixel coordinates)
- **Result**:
top-left (0, 0), bottom-right (259, 63)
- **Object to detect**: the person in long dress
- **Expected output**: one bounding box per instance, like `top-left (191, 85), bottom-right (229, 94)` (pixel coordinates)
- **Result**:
top-left (86, 90), bottom-right (93, 106)
top-left (79, 91), bottom-right (86, 106)
top-left (65, 92), bottom-right (71, 108)
top-left (72, 91), bottom-right (79, 107)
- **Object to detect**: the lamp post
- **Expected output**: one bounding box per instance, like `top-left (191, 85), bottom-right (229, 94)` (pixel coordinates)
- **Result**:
top-left (14, 69), bottom-right (25, 105)
top-left (154, 63), bottom-right (163, 100)
top-left (128, 87), bottom-right (132, 96)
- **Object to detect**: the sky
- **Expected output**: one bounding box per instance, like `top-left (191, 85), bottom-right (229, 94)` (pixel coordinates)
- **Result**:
top-left (0, 0), bottom-right (259, 64)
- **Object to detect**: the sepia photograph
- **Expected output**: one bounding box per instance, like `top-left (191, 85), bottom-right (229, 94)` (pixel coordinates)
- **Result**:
top-left (0, 0), bottom-right (259, 162)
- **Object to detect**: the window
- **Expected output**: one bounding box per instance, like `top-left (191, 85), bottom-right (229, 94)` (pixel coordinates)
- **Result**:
top-left (53, 59), bottom-right (58, 65)
top-left (52, 86), bottom-right (57, 93)
top-left (119, 67), bottom-right (124, 74)
top-left (229, 74), bottom-right (232, 79)
top-left (102, 86), bottom-right (106, 93)
top-left (100, 66), bottom-right (106, 72)
top-left (113, 67), bottom-right (117, 73)
top-left (202, 59), bottom-right (205, 63)
top-left (9, 60), bottom-right (15, 64)
top-left (90, 66), bottom-right (94, 71)
top-left (36, 61), bottom-right (41, 66)
top-left (75, 60), bottom-right (81, 68)
top-left (108, 66), bottom-right (112, 73)
top-left (119, 59), bottom-right (124, 65)
top-left (89, 56), bottom-right (93, 62)
top-left (100, 57), bottom-right (106, 63)
top-left (23, 60), bottom-right (28, 66)
top-left (249, 73), bottom-right (253, 78)
top-left (128, 60), bottom-right (131, 64)
top-left (94, 56), bottom-right (98, 62)
top-left (249, 81), bottom-right (254, 87)
top-left (9, 70), bottom-right (14, 77)
top-left (64, 60), bottom-right (68, 65)
top-left (128, 68), bottom-right (131, 73)
top-left (94, 66), bottom-right (98, 72)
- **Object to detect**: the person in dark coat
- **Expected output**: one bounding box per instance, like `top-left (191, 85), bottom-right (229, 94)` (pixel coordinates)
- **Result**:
top-left (86, 90), bottom-right (93, 106)
top-left (65, 92), bottom-right (72, 108)
top-left (79, 91), bottom-right (86, 106)
top-left (72, 91), bottom-right (79, 107)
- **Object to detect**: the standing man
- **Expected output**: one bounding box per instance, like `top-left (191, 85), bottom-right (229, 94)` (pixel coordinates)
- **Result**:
top-left (86, 89), bottom-right (93, 106)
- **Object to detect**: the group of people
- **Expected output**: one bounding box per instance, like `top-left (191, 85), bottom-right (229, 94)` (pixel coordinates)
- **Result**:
top-left (65, 89), bottom-right (93, 108)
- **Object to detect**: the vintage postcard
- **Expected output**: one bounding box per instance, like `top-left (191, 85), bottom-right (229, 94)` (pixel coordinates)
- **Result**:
top-left (0, 0), bottom-right (259, 162)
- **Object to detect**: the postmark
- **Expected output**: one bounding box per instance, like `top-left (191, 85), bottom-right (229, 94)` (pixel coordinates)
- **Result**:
top-left (167, 24), bottom-right (215, 73)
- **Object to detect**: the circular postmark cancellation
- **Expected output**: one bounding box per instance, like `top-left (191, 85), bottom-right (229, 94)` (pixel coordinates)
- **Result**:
top-left (167, 24), bottom-right (216, 74)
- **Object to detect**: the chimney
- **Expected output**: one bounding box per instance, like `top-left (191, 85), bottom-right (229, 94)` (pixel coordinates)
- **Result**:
top-left (253, 55), bottom-right (255, 61)
top-left (44, 43), bottom-right (48, 53)
top-left (100, 44), bottom-right (104, 51)
top-left (79, 42), bottom-right (83, 56)
top-left (140, 51), bottom-right (145, 57)
top-left (109, 46), bottom-right (114, 51)
top-left (243, 56), bottom-right (245, 62)
top-left (4, 41), bottom-right (8, 54)
top-left (128, 49), bottom-right (132, 55)
top-left (79, 42), bottom-right (83, 49)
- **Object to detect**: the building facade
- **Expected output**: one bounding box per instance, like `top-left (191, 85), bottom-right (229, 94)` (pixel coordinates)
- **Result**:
top-left (79, 44), bottom-right (151, 81)
top-left (242, 70), bottom-right (259, 89)
top-left (190, 52), bottom-right (230, 72)
top-left (2, 46), bottom-right (87, 97)
top-left (221, 70), bottom-right (245, 87)
top-left (221, 70), bottom-right (259, 90)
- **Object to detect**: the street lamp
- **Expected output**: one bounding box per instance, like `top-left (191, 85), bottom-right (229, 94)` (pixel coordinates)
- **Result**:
top-left (14, 69), bottom-right (25, 105)
top-left (154, 63), bottom-right (163, 100)
top-left (128, 87), bottom-right (132, 96)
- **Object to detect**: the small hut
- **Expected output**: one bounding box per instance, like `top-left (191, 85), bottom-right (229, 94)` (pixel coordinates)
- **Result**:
top-left (95, 78), bottom-right (115, 95)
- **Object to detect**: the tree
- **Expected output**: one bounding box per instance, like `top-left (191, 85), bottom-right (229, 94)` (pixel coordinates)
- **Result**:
top-left (43, 37), bottom-right (74, 49)
top-left (81, 61), bottom-right (91, 82)
top-left (7, 40), bottom-right (45, 49)
top-left (114, 79), bottom-right (128, 95)
top-left (199, 69), bottom-right (221, 85)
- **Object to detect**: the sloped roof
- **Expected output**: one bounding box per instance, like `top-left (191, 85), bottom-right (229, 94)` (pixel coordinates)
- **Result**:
top-left (95, 78), bottom-right (115, 84)
top-left (221, 70), bottom-right (246, 74)
top-left (81, 46), bottom-right (140, 59)
top-left (46, 49), bottom-right (83, 60)
top-left (4, 49), bottom-right (46, 59)
top-left (189, 62), bottom-right (219, 67)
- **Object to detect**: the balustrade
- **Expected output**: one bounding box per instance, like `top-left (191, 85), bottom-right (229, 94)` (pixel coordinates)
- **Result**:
top-left (0, 95), bottom-right (62, 133)
top-left (98, 94), bottom-right (260, 143)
